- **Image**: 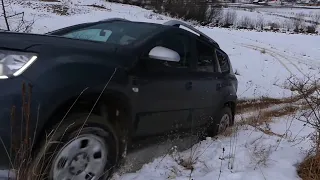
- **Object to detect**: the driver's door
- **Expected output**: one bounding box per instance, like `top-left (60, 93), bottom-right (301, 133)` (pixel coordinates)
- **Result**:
top-left (131, 32), bottom-right (196, 139)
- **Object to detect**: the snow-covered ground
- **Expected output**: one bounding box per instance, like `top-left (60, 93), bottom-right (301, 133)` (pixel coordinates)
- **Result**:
top-left (113, 114), bottom-right (315, 180)
top-left (223, 7), bottom-right (320, 32)
top-left (0, 0), bottom-right (319, 179)
top-left (2, 0), bottom-right (319, 99)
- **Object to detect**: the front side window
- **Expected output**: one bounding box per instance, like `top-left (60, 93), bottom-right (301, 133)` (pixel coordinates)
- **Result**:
top-left (153, 34), bottom-right (192, 69)
top-left (51, 21), bottom-right (159, 45)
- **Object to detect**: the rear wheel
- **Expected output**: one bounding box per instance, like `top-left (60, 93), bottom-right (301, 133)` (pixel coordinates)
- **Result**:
top-left (31, 114), bottom-right (119, 180)
top-left (207, 107), bottom-right (233, 137)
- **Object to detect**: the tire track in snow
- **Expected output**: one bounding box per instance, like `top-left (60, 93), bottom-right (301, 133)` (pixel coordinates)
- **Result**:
top-left (242, 43), bottom-right (320, 71)
top-left (240, 43), bottom-right (305, 76)
top-left (224, 31), bottom-right (320, 69)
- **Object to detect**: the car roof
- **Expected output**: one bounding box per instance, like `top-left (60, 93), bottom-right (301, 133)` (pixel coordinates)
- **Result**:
top-left (47, 18), bottom-right (220, 48)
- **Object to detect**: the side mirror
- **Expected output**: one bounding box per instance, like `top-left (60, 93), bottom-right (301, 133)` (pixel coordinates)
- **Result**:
top-left (148, 46), bottom-right (180, 62)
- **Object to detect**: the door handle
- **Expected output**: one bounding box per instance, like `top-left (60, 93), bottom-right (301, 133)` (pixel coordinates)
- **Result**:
top-left (217, 82), bottom-right (229, 90)
top-left (216, 83), bottom-right (222, 90)
top-left (185, 82), bottom-right (192, 90)
top-left (132, 78), bottom-right (149, 85)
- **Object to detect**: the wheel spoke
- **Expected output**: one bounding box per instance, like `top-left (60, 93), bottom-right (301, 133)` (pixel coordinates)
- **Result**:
top-left (55, 168), bottom-right (71, 180)
top-left (70, 171), bottom-right (86, 180)
top-left (86, 158), bottom-right (104, 175)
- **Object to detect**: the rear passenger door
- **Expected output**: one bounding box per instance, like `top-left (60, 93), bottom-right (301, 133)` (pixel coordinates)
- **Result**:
top-left (215, 49), bottom-right (236, 101)
top-left (190, 39), bottom-right (224, 130)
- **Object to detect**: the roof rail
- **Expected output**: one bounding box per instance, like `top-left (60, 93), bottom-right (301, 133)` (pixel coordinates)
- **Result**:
top-left (99, 18), bottom-right (130, 22)
top-left (163, 20), bottom-right (219, 47)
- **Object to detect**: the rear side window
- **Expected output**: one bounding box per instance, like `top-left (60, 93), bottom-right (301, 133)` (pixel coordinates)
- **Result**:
top-left (196, 40), bottom-right (215, 73)
top-left (216, 50), bottom-right (230, 73)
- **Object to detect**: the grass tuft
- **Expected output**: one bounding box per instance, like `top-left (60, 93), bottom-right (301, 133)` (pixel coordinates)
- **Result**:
top-left (298, 154), bottom-right (320, 180)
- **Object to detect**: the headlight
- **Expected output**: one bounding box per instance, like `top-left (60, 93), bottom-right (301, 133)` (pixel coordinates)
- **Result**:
top-left (0, 50), bottom-right (38, 79)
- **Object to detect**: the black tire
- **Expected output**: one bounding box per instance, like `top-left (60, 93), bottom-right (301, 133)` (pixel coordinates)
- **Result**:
top-left (30, 113), bottom-right (119, 180)
top-left (207, 107), bottom-right (233, 137)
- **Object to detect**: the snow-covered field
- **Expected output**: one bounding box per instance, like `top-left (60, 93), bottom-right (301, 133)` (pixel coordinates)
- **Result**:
top-left (114, 114), bottom-right (315, 180)
top-left (223, 6), bottom-right (320, 32)
top-left (0, 0), bottom-right (319, 179)
top-left (225, 7), bottom-right (319, 22)
top-left (2, 0), bottom-right (319, 99)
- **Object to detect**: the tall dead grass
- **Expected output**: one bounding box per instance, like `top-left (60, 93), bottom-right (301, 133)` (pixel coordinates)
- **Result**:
top-left (298, 154), bottom-right (320, 180)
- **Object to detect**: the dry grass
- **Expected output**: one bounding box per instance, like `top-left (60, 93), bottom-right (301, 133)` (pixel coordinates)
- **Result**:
top-left (237, 85), bottom-right (318, 114)
top-left (237, 106), bottom-right (299, 127)
top-left (85, 4), bottom-right (107, 9)
top-left (298, 154), bottom-right (320, 180)
top-left (50, 4), bottom-right (69, 15)
top-left (8, 69), bottom-right (118, 180)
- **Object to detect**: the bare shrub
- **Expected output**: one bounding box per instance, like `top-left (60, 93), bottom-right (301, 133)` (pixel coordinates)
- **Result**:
top-left (293, 12), bottom-right (305, 31)
top-left (111, 0), bottom-right (222, 26)
top-left (287, 75), bottom-right (320, 167)
top-left (150, 0), bottom-right (164, 13)
top-left (288, 76), bottom-right (320, 132)
top-left (284, 19), bottom-right (294, 31)
top-left (183, 1), bottom-right (220, 26)
top-left (238, 16), bottom-right (253, 28)
top-left (312, 12), bottom-right (320, 23)
top-left (268, 22), bottom-right (280, 30)
top-left (255, 15), bottom-right (265, 30)
top-left (221, 9), bottom-right (237, 27)
top-left (306, 25), bottom-right (317, 34)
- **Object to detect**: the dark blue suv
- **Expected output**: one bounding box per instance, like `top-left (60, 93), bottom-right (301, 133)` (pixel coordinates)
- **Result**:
top-left (0, 19), bottom-right (237, 180)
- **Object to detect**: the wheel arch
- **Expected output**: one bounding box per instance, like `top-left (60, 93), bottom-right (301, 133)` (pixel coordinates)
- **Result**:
top-left (34, 89), bottom-right (133, 155)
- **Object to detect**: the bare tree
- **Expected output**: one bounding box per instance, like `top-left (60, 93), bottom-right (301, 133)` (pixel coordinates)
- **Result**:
top-left (1, 0), bottom-right (10, 30)
top-left (0, 0), bottom-right (35, 32)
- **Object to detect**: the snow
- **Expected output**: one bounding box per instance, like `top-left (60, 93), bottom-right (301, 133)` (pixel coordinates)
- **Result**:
top-left (198, 27), bottom-right (320, 99)
top-left (0, 0), bottom-right (319, 179)
top-left (223, 7), bottom-right (320, 32)
top-left (113, 114), bottom-right (315, 180)
top-left (3, 0), bottom-right (318, 99)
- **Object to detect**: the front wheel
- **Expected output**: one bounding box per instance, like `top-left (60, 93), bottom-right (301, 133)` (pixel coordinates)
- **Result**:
top-left (31, 114), bottom-right (119, 180)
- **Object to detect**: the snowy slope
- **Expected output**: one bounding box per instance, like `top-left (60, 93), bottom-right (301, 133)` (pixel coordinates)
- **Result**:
top-left (114, 115), bottom-right (314, 180)
top-left (0, 0), bottom-right (319, 180)
top-left (1, 0), bottom-right (319, 99)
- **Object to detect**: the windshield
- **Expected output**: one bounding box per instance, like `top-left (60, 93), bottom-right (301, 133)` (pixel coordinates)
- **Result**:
top-left (52, 21), bottom-right (159, 45)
